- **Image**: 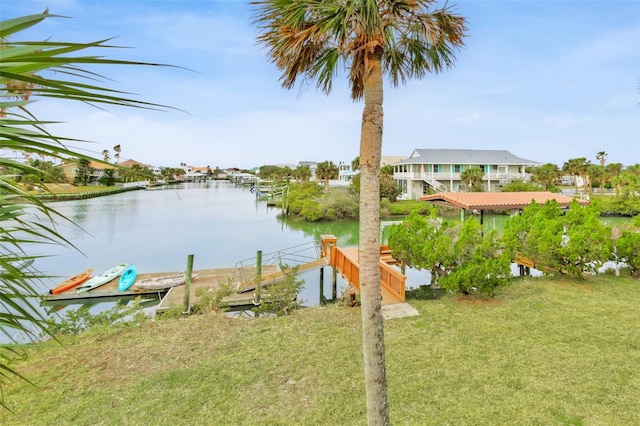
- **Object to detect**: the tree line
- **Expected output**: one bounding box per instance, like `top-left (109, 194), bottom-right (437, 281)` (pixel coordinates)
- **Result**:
top-left (388, 201), bottom-right (640, 298)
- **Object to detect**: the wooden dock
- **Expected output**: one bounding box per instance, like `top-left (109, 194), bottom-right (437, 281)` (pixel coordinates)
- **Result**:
top-left (43, 268), bottom-right (242, 308)
top-left (42, 270), bottom-right (182, 306)
top-left (43, 236), bottom-right (408, 313)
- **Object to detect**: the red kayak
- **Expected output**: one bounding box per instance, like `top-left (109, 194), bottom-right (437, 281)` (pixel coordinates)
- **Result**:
top-left (49, 268), bottom-right (94, 295)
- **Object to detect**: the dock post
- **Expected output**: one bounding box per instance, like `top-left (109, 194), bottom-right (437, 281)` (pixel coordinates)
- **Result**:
top-left (254, 250), bottom-right (262, 305)
top-left (183, 254), bottom-right (194, 313)
top-left (331, 264), bottom-right (337, 301)
top-left (319, 267), bottom-right (325, 306)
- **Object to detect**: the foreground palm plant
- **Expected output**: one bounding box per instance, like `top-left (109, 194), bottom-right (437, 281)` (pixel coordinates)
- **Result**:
top-left (1, 10), bottom-right (172, 409)
top-left (253, 0), bottom-right (466, 423)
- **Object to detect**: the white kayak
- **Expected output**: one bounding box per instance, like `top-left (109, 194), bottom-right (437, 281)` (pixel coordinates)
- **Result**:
top-left (76, 263), bottom-right (128, 293)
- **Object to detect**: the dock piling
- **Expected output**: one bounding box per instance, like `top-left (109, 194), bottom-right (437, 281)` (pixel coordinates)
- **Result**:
top-left (254, 250), bottom-right (262, 305)
top-left (183, 254), bottom-right (194, 312)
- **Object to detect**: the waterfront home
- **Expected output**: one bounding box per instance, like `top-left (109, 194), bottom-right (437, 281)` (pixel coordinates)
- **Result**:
top-left (393, 149), bottom-right (540, 199)
top-left (60, 160), bottom-right (117, 183)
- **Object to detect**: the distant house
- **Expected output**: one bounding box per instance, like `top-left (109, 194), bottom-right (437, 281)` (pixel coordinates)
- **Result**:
top-left (118, 159), bottom-right (149, 168)
top-left (182, 165), bottom-right (211, 182)
top-left (297, 161), bottom-right (317, 180)
top-left (393, 149), bottom-right (540, 199)
top-left (337, 162), bottom-right (357, 183)
top-left (60, 160), bottom-right (116, 184)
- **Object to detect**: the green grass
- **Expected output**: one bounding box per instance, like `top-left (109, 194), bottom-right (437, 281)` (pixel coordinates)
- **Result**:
top-left (4, 275), bottom-right (639, 425)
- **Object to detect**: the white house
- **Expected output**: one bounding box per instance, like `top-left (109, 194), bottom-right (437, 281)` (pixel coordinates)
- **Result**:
top-left (393, 149), bottom-right (540, 199)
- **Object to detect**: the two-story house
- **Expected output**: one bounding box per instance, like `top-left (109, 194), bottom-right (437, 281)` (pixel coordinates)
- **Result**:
top-left (393, 149), bottom-right (540, 199)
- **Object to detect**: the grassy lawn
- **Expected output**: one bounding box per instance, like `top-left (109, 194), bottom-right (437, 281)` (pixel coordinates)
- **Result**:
top-left (38, 183), bottom-right (113, 194)
top-left (4, 275), bottom-right (639, 425)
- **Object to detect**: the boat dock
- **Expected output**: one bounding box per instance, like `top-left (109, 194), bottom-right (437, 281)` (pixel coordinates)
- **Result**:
top-left (43, 235), bottom-right (412, 316)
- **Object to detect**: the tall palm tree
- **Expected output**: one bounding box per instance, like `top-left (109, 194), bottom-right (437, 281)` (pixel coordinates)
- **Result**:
top-left (1, 10), bottom-right (172, 407)
top-left (315, 160), bottom-right (339, 192)
top-left (113, 144), bottom-right (122, 164)
top-left (606, 162), bottom-right (624, 196)
top-left (253, 1), bottom-right (466, 422)
top-left (596, 151), bottom-right (608, 195)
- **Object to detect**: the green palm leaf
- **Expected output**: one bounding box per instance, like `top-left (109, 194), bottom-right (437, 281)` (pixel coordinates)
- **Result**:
top-left (1, 10), bottom-right (176, 409)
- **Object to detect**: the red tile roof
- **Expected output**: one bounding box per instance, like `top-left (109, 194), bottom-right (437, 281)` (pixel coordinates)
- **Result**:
top-left (419, 192), bottom-right (589, 211)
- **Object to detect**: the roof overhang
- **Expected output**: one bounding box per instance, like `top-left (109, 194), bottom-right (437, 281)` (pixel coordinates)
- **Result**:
top-left (419, 191), bottom-right (589, 211)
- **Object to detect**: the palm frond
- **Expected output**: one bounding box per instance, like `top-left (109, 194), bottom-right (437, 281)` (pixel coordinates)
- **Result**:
top-left (0, 10), bottom-right (178, 409)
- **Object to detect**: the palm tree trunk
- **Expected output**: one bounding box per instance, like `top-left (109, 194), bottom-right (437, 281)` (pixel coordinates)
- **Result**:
top-left (358, 50), bottom-right (389, 425)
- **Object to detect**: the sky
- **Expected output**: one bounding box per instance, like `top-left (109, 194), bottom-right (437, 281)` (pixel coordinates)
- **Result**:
top-left (2, 0), bottom-right (639, 170)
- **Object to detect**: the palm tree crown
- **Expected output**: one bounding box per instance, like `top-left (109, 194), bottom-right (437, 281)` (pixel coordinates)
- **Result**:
top-left (253, 0), bottom-right (466, 100)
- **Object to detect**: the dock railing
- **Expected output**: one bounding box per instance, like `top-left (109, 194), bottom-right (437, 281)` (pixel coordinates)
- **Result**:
top-left (321, 235), bottom-right (406, 304)
top-left (233, 240), bottom-right (324, 293)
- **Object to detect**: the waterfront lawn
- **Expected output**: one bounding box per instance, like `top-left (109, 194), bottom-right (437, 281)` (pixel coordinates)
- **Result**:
top-left (4, 275), bottom-right (639, 425)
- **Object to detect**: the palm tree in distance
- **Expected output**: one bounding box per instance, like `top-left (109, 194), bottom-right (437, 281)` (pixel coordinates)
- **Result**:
top-left (113, 144), bottom-right (122, 164)
top-left (460, 166), bottom-right (484, 192)
top-left (315, 160), bottom-right (339, 192)
top-left (596, 151), bottom-right (608, 195)
top-left (253, 1), bottom-right (467, 423)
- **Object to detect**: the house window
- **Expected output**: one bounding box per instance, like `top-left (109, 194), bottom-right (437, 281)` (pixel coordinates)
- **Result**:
top-left (480, 165), bottom-right (486, 172)
top-left (492, 165), bottom-right (498, 171)
top-left (432, 164), bottom-right (441, 173)
top-left (453, 164), bottom-right (463, 173)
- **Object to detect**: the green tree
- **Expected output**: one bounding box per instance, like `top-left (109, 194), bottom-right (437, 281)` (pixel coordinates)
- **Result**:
top-left (529, 163), bottom-right (561, 190)
top-left (596, 151), bottom-right (608, 195)
top-left (350, 172), bottom-right (402, 202)
top-left (258, 165), bottom-right (280, 179)
top-left (292, 165), bottom-right (311, 183)
top-left (73, 158), bottom-right (94, 186)
top-left (351, 156), bottom-right (360, 172)
top-left (460, 166), bottom-right (484, 191)
top-left (388, 211), bottom-right (510, 295)
top-left (315, 160), bottom-right (338, 193)
top-left (253, 1), bottom-right (466, 422)
top-left (0, 10), bottom-right (171, 407)
top-left (606, 162), bottom-right (624, 195)
top-left (502, 200), bottom-right (564, 272)
top-left (503, 200), bottom-right (611, 278)
top-left (614, 215), bottom-right (640, 278)
top-left (588, 163), bottom-right (603, 193)
top-left (98, 169), bottom-right (116, 186)
top-left (380, 164), bottom-right (394, 176)
top-left (439, 219), bottom-right (511, 297)
top-left (212, 166), bottom-right (222, 180)
top-left (562, 157), bottom-right (590, 193)
top-left (617, 164), bottom-right (640, 196)
top-left (560, 200), bottom-right (611, 276)
top-left (501, 179), bottom-right (541, 192)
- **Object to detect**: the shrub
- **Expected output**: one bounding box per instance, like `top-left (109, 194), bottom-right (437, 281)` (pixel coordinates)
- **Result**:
top-left (253, 264), bottom-right (305, 316)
